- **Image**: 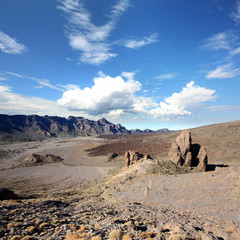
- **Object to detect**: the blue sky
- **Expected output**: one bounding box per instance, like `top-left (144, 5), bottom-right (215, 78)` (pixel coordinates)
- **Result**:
top-left (0, 0), bottom-right (240, 130)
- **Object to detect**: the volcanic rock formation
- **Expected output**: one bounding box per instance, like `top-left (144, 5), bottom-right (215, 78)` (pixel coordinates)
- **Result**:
top-left (125, 150), bottom-right (152, 167)
top-left (167, 131), bottom-right (208, 171)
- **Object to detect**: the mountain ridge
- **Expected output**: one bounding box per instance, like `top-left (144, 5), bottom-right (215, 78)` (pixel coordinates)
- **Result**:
top-left (0, 114), bottom-right (130, 141)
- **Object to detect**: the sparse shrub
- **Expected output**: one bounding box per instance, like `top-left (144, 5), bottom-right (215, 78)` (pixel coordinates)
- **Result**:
top-left (78, 225), bottom-right (88, 233)
top-left (65, 233), bottom-right (83, 240)
top-left (122, 233), bottom-right (133, 240)
top-left (168, 234), bottom-right (187, 240)
top-left (91, 236), bottom-right (102, 240)
top-left (109, 229), bottom-right (123, 240)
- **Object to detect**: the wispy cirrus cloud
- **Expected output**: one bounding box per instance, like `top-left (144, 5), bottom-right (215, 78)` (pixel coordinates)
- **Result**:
top-left (200, 30), bottom-right (240, 59)
top-left (155, 72), bottom-right (179, 80)
top-left (0, 76), bottom-right (7, 81)
top-left (0, 31), bottom-right (26, 54)
top-left (206, 105), bottom-right (240, 112)
top-left (58, 0), bottom-right (130, 65)
top-left (200, 30), bottom-right (240, 79)
top-left (231, 1), bottom-right (240, 23)
top-left (200, 31), bottom-right (236, 51)
top-left (4, 71), bottom-right (63, 91)
top-left (124, 33), bottom-right (158, 49)
top-left (206, 63), bottom-right (240, 79)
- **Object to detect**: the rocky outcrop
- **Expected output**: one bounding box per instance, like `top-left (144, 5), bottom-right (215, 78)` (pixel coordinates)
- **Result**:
top-left (0, 114), bottom-right (130, 141)
top-left (167, 131), bottom-right (208, 171)
top-left (125, 150), bottom-right (152, 167)
top-left (14, 153), bottom-right (64, 168)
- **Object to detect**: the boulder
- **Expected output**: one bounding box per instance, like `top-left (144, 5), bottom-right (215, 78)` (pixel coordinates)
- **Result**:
top-left (167, 131), bottom-right (208, 171)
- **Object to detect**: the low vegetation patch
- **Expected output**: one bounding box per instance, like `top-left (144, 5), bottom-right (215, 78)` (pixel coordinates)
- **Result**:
top-left (147, 160), bottom-right (196, 175)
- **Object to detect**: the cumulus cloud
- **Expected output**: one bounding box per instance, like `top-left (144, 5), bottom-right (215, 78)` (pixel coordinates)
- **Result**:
top-left (58, 0), bottom-right (130, 65)
top-left (206, 63), bottom-right (240, 79)
top-left (155, 72), bottom-right (179, 80)
top-left (150, 81), bottom-right (216, 119)
top-left (57, 72), bottom-right (216, 120)
top-left (121, 71), bottom-right (137, 81)
top-left (57, 73), bottom-right (143, 115)
top-left (0, 31), bottom-right (26, 54)
top-left (124, 33), bottom-right (158, 49)
top-left (108, 109), bottom-right (125, 119)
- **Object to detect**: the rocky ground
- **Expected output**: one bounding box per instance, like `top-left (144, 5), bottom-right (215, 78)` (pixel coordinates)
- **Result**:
top-left (0, 185), bottom-right (240, 240)
top-left (0, 121), bottom-right (240, 239)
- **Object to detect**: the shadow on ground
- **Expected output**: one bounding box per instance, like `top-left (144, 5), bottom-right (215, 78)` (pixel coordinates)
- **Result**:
top-left (206, 164), bottom-right (229, 171)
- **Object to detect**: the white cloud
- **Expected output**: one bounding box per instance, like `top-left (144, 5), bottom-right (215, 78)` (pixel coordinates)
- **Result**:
top-left (121, 71), bottom-right (137, 81)
top-left (0, 31), bottom-right (26, 54)
top-left (229, 46), bottom-right (240, 56)
top-left (66, 57), bottom-right (72, 61)
top-left (206, 105), bottom-right (239, 112)
top-left (200, 31), bottom-right (240, 58)
top-left (200, 31), bottom-right (236, 51)
top-left (231, 1), bottom-right (240, 23)
top-left (57, 73), bottom-right (216, 120)
top-left (57, 73), bottom-right (142, 115)
top-left (4, 71), bottom-right (63, 91)
top-left (150, 81), bottom-right (216, 119)
top-left (60, 84), bottom-right (79, 90)
top-left (108, 109), bottom-right (125, 119)
top-left (155, 72), bottom-right (179, 80)
top-left (206, 63), bottom-right (240, 79)
top-left (124, 33), bottom-right (158, 49)
top-left (0, 76), bottom-right (7, 81)
top-left (0, 84), bottom-right (75, 116)
top-left (58, 0), bottom-right (130, 65)
top-left (133, 96), bottom-right (157, 114)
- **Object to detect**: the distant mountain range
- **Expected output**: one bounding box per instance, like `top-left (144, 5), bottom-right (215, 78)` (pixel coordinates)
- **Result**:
top-left (0, 114), bottom-right (169, 141)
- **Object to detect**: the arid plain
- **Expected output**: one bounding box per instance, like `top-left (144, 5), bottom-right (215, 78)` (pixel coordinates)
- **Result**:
top-left (0, 120), bottom-right (240, 239)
